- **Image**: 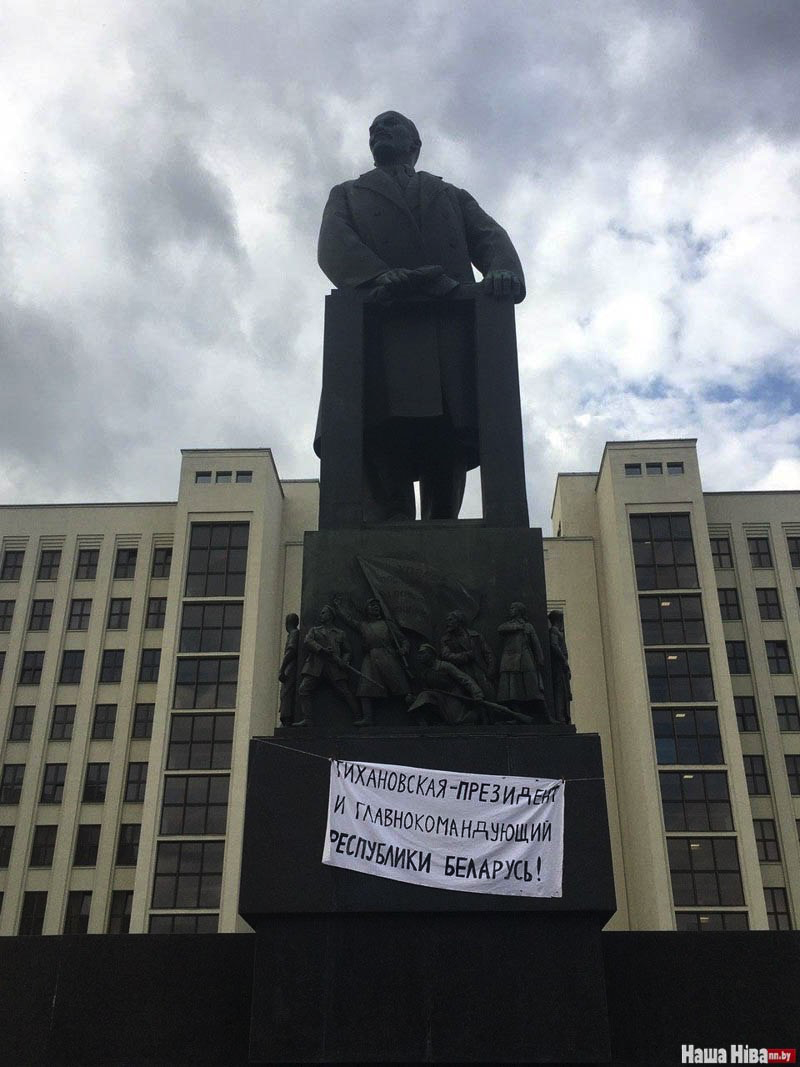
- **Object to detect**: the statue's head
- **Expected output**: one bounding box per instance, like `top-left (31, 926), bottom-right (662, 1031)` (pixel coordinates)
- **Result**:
top-left (446, 609), bottom-right (465, 630)
top-left (548, 610), bottom-right (564, 628)
top-left (285, 612), bottom-right (299, 631)
top-left (319, 604), bottom-right (335, 624)
top-left (510, 602), bottom-right (527, 619)
top-left (369, 111), bottom-right (421, 167)
top-left (418, 643), bottom-right (437, 665)
top-left (366, 597), bottom-right (383, 619)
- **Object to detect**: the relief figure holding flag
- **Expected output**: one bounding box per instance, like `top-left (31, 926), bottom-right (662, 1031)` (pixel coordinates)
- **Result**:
top-left (333, 596), bottom-right (410, 725)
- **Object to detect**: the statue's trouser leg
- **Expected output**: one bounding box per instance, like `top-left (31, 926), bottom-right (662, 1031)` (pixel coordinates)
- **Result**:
top-left (295, 677), bottom-right (316, 726)
top-left (364, 446), bottom-right (416, 522)
top-left (330, 678), bottom-right (361, 722)
top-left (419, 454), bottom-right (467, 520)
top-left (354, 697), bottom-right (374, 726)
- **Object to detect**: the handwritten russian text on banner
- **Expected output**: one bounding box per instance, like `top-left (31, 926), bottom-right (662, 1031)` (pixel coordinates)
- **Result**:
top-left (323, 759), bottom-right (564, 897)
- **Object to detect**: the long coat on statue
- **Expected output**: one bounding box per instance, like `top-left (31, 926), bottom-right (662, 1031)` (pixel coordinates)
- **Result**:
top-left (315, 168), bottom-right (525, 471)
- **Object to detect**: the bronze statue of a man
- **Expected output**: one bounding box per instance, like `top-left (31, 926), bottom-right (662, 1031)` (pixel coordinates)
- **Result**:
top-left (316, 111), bottom-right (525, 522)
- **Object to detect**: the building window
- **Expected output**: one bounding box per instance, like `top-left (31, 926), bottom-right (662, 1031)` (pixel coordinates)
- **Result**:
top-left (160, 775), bottom-right (229, 836)
top-left (116, 823), bottom-right (140, 866)
top-left (152, 840), bottom-right (224, 909)
top-left (675, 912), bottom-right (748, 931)
top-left (174, 657), bottom-right (238, 709)
top-left (185, 522), bottom-right (249, 598)
top-left (139, 648), bottom-right (161, 683)
top-left (658, 771), bottom-right (733, 831)
top-left (0, 825), bottom-right (14, 867)
top-left (50, 705), bottom-right (75, 741)
top-left (132, 703), bottom-right (155, 738)
top-left (107, 597), bottom-right (131, 630)
top-left (34, 552), bottom-right (62, 587)
top-left (639, 594), bottom-right (706, 645)
top-left (59, 649), bottom-right (84, 684)
top-left (1, 550), bottom-right (24, 581)
top-left (0, 764), bottom-right (25, 804)
top-left (668, 837), bottom-right (744, 907)
top-left (630, 514), bottom-right (697, 591)
top-left (75, 549), bottom-right (99, 580)
top-left (114, 547), bottom-right (137, 579)
top-left (776, 696), bottom-right (800, 732)
top-left (30, 825), bottom-right (57, 867)
top-left (666, 461), bottom-right (684, 475)
top-left (764, 887), bottom-right (792, 931)
top-left (41, 763), bottom-right (67, 803)
top-left (151, 547), bottom-right (172, 578)
top-left (645, 462), bottom-right (662, 475)
top-left (19, 651), bottom-right (45, 685)
top-left (179, 602), bottom-right (243, 653)
top-left (748, 537), bottom-right (772, 568)
top-left (215, 470), bottom-right (232, 483)
top-left (195, 471), bottom-right (212, 484)
top-left (73, 824), bottom-right (101, 867)
top-left (0, 600), bottom-right (14, 631)
top-left (645, 649), bottom-right (714, 702)
top-left (64, 891), bottom-right (91, 934)
top-left (710, 537), bottom-right (733, 570)
top-left (786, 755), bottom-right (800, 795)
top-left (149, 913), bottom-right (219, 934)
top-left (99, 649), bottom-right (124, 683)
top-left (788, 536), bottom-right (800, 568)
top-left (624, 463), bottom-right (641, 477)
top-left (83, 763), bottom-right (109, 803)
top-left (68, 598), bottom-right (92, 630)
top-left (91, 704), bottom-right (117, 740)
top-left (725, 640), bottom-right (749, 675)
top-left (19, 891), bottom-right (47, 935)
top-left (743, 754), bottom-right (769, 795)
top-left (9, 706), bottom-right (35, 742)
top-left (146, 596), bottom-right (166, 629)
top-left (235, 470), bottom-right (252, 483)
top-left (125, 761), bottom-right (148, 802)
top-left (652, 708), bottom-right (723, 765)
top-left (28, 598), bottom-right (53, 632)
top-left (756, 587), bottom-right (782, 620)
top-left (734, 695), bottom-right (758, 732)
top-left (765, 640), bottom-right (791, 674)
top-left (38, 550), bottom-right (61, 580)
top-left (0, 651), bottom-right (5, 679)
top-left (167, 714), bottom-right (234, 770)
top-left (753, 819), bottom-right (780, 862)
top-left (716, 588), bottom-right (740, 621)
top-left (108, 890), bottom-right (133, 934)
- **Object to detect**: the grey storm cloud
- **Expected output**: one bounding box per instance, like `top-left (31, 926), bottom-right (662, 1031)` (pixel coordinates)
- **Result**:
top-left (0, 0), bottom-right (798, 518)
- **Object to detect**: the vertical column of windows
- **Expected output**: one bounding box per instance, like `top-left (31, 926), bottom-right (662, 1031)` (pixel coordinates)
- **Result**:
top-left (631, 514), bottom-right (747, 929)
top-left (150, 522), bottom-right (247, 932)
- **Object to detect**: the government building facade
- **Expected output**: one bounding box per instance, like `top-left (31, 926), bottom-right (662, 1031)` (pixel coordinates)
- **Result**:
top-left (0, 440), bottom-right (797, 936)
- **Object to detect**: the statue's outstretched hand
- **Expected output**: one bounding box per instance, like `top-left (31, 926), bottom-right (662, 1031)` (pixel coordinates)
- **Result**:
top-left (483, 270), bottom-right (523, 299)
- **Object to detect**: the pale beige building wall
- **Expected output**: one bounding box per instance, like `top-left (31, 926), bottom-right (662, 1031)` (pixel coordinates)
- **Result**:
top-left (0, 501), bottom-right (175, 934)
top-left (551, 441), bottom-right (774, 931)
top-left (0, 449), bottom-right (319, 937)
top-left (704, 491), bottom-right (800, 929)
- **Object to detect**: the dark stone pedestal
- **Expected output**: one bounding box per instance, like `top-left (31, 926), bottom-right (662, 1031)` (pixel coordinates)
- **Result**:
top-left (251, 912), bottom-right (609, 1064)
top-left (295, 523), bottom-right (554, 729)
top-left (241, 730), bottom-right (615, 1062)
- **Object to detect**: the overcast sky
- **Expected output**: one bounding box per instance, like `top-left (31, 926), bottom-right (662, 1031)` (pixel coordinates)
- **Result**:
top-left (2, 0), bottom-right (799, 527)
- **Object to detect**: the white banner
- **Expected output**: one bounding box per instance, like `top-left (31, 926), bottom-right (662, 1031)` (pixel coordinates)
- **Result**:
top-left (322, 759), bottom-right (564, 897)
